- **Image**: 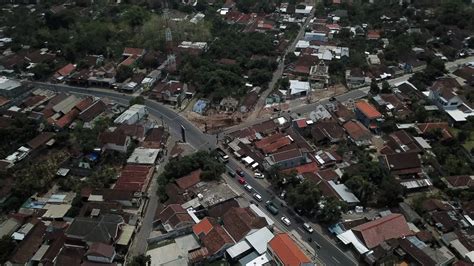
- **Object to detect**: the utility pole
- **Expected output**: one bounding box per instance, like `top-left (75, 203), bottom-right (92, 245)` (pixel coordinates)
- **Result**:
top-left (180, 125), bottom-right (186, 143)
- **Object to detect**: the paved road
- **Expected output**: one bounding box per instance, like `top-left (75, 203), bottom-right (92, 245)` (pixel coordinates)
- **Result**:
top-left (28, 81), bottom-right (355, 265)
top-left (246, 9), bottom-right (315, 121)
top-left (224, 157), bottom-right (358, 266)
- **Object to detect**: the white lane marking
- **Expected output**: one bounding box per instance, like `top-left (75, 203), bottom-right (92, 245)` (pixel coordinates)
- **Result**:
top-left (332, 256), bottom-right (341, 264)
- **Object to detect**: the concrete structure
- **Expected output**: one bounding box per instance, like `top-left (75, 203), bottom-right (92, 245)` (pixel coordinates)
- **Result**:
top-left (127, 147), bottom-right (160, 165)
top-left (114, 104), bottom-right (148, 125)
top-left (0, 77), bottom-right (25, 98)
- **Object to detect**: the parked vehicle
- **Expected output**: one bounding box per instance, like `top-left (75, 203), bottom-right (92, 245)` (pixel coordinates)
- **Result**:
top-left (244, 184), bottom-right (253, 192)
top-left (253, 193), bottom-right (263, 202)
top-left (228, 171), bottom-right (236, 178)
top-left (236, 168), bottom-right (244, 177)
top-left (254, 172), bottom-right (264, 179)
top-left (215, 148), bottom-right (229, 163)
top-left (281, 216), bottom-right (291, 226)
top-left (265, 201), bottom-right (279, 215)
top-left (238, 177), bottom-right (246, 184)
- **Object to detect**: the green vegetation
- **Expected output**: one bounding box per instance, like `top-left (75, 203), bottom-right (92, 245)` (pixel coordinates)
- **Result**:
top-left (287, 180), bottom-right (321, 214)
top-left (0, 115), bottom-right (38, 158)
top-left (158, 151), bottom-right (226, 197)
top-left (0, 236), bottom-right (16, 264)
top-left (128, 254), bottom-right (151, 266)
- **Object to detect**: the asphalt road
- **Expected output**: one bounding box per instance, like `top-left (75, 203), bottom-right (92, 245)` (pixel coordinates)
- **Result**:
top-left (224, 157), bottom-right (358, 266)
top-left (29, 81), bottom-right (356, 265)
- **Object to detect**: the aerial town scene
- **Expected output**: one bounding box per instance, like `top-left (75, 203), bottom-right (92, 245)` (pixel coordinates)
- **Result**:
top-left (0, 0), bottom-right (473, 265)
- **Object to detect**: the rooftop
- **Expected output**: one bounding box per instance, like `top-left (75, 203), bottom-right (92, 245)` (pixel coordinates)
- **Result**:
top-left (126, 147), bottom-right (160, 165)
top-left (355, 100), bottom-right (382, 119)
top-left (268, 233), bottom-right (312, 266)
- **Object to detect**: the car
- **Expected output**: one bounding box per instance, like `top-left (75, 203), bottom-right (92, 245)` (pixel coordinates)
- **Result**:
top-left (238, 177), bottom-right (246, 184)
top-left (280, 190), bottom-right (286, 199)
top-left (265, 201), bottom-right (279, 215)
top-left (253, 193), bottom-right (263, 201)
top-left (236, 169), bottom-right (244, 177)
top-left (254, 172), bottom-right (264, 179)
top-left (228, 171), bottom-right (236, 178)
top-left (281, 216), bottom-right (291, 226)
top-left (303, 223), bottom-right (314, 233)
top-left (244, 184), bottom-right (253, 192)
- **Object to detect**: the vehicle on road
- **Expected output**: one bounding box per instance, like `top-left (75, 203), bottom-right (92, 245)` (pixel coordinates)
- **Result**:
top-left (215, 148), bottom-right (229, 163)
top-left (281, 216), bottom-right (291, 226)
top-left (254, 172), bottom-right (264, 179)
top-left (244, 184), bottom-right (253, 192)
top-left (236, 168), bottom-right (244, 177)
top-left (238, 177), bottom-right (246, 184)
top-left (265, 201), bottom-right (279, 215)
top-left (329, 96), bottom-right (336, 101)
top-left (303, 223), bottom-right (314, 233)
top-left (228, 171), bottom-right (236, 178)
top-left (253, 193), bottom-right (263, 201)
top-left (280, 190), bottom-right (286, 199)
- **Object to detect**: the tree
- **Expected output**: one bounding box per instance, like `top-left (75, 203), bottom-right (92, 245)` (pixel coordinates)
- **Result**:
top-left (115, 65), bottom-right (134, 83)
top-left (377, 176), bottom-right (404, 207)
top-left (345, 175), bottom-right (376, 205)
top-left (287, 180), bottom-right (320, 215)
top-left (129, 96), bottom-right (145, 106)
top-left (128, 254), bottom-right (151, 266)
top-left (278, 77), bottom-right (290, 90)
top-left (0, 236), bottom-right (16, 264)
top-left (370, 79), bottom-right (380, 94)
top-left (381, 81), bottom-right (391, 93)
top-left (318, 198), bottom-right (346, 224)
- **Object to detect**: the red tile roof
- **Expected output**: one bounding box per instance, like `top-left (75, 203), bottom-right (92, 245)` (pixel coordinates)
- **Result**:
top-left (282, 162), bottom-right (319, 175)
top-left (56, 63), bottom-right (76, 76)
top-left (175, 169), bottom-right (202, 190)
top-left (445, 175), bottom-right (474, 188)
top-left (158, 204), bottom-right (194, 229)
top-left (79, 100), bottom-right (107, 122)
top-left (75, 97), bottom-right (94, 112)
top-left (268, 233), bottom-right (311, 266)
top-left (272, 148), bottom-right (303, 163)
top-left (193, 217), bottom-right (216, 237)
top-left (123, 47), bottom-right (145, 56)
top-left (352, 213), bottom-right (411, 248)
top-left (222, 207), bottom-right (267, 241)
top-left (343, 120), bottom-right (372, 141)
top-left (86, 242), bottom-right (115, 258)
top-left (99, 130), bottom-right (129, 146)
top-left (295, 119), bottom-right (308, 128)
top-left (55, 108), bottom-right (79, 128)
top-left (417, 122), bottom-right (453, 140)
top-left (27, 132), bottom-right (55, 149)
top-left (202, 225), bottom-right (234, 255)
top-left (114, 164), bottom-right (154, 192)
top-left (355, 101), bottom-right (382, 119)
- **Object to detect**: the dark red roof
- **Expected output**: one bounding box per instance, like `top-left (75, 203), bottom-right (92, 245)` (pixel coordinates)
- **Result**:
top-left (114, 165), bottom-right (154, 192)
top-left (355, 101), bottom-right (382, 119)
top-left (175, 169), bottom-right (202, 190)
top-left (222, 207), bottom-right (267, 241)
top-left (9, 220), bottom-right (47, 264)
top-left (56, 63), bottom-right (76, 76)
top-left (99, 131), bottom-right (128, 146)
top-left (202, 225), bottom-right (234, 255)
top-left (86, 242), bottom-right (115, 258)
top-left (445, 175), bottom-right (474, 188)
top-left (75, 97), bottom-right (94, 112)
top-left (79, 100), bottom-right (107, 122)
top-left (55, 108), bottom-right (79, 128)
top-left (27, 132), bottom-right (55, 149)
top-left (352, 213), bottom-right (411, 249)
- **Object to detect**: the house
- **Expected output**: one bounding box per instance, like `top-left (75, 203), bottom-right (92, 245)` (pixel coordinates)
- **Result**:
top-left (176, 169), bottom-right (202, 190)
top-left (311, 121), bottom-right (345, 144)
top-left (354, 100), bottom-right (383, 131)
top-left (367, 30), bottom-right (382, 40)
top-left (427, 78), bottom-right (474, 123)
top-left (340, 213), bottom-right (411, 251)
top-left (65, 214), bottom-right (125, 246)
top-left (0, 77), bottom-right (27, 98)
top-left (417, 122), bottom-right (454, 141)
top-left (155, 204), bottom-right (194, 232)
top-left (54, 63), bottom-right (76, 80)
top-left (443, 175), bottom-right (474, 190)
top-left (114, 164), bottom-right (154, 193)
top-left (127, 147), bottom-right (160, 165)
top-left (7, 220), bottom-right (47, 265)
top-left (117, 124), bottom-right (146, 141)
top-left (381, 130), bottom-right (422, 155)
top-left (264, 148), bottom-right (309, 170)
top-left (222, 207), bottom-right (267, 242)
top-left (85, 242), bottom-right (116, 263)
top-left (192, 217), bottom-right (234, 260)
top-left (113, 104), bottom-right (147, 125)
top-left (152, 80), bottom-right (187, 105)
top-left (343, 120), bottom-right (372, 146)
top-left (79, 100), bottom-right (107, 123)
top-left (309, 61), bottom-right (329, 88)
top-left (254, 133), bottom-right (293, 155)
top-left (26, 132), bottom-right (55, 151)
top-left (288, 80), bottom-right (311, 97)
top-left (98, 130), bottom-right (131, 153)
top-left (346, 68), bottom-right (368, 87)
top-left (141, 127), bottom-right (169, 149)
top-left (367, 54), bottom-right (381, 65)
top-left (267, 233), bottom-right (313, 266)
top-left (380, 152), bottom-right (422, 177)
top-left (314, 150), bottom-right (342, 168)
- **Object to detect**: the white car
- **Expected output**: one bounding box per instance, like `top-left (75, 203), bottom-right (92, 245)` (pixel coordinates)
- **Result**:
top-left (253, 193), bottom-right (263, 202)
top-left (254, 172), bottom-right (264, 179)
top-left (244, 184), bottom-right (253, 192)
top-left (281, 216), bottom-right (291, 226)
top-left (303, 223), bottom-right (314, 233)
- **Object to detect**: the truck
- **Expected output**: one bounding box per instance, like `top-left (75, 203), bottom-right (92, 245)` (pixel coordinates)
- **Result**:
top-left (265, 201), bottom-right (279, 215)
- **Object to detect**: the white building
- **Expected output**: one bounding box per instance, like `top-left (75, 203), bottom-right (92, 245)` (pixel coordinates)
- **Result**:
top-left (288, 80), bottom-right (311, 97)
top-left (114, 104), bottom-right (148, 125)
